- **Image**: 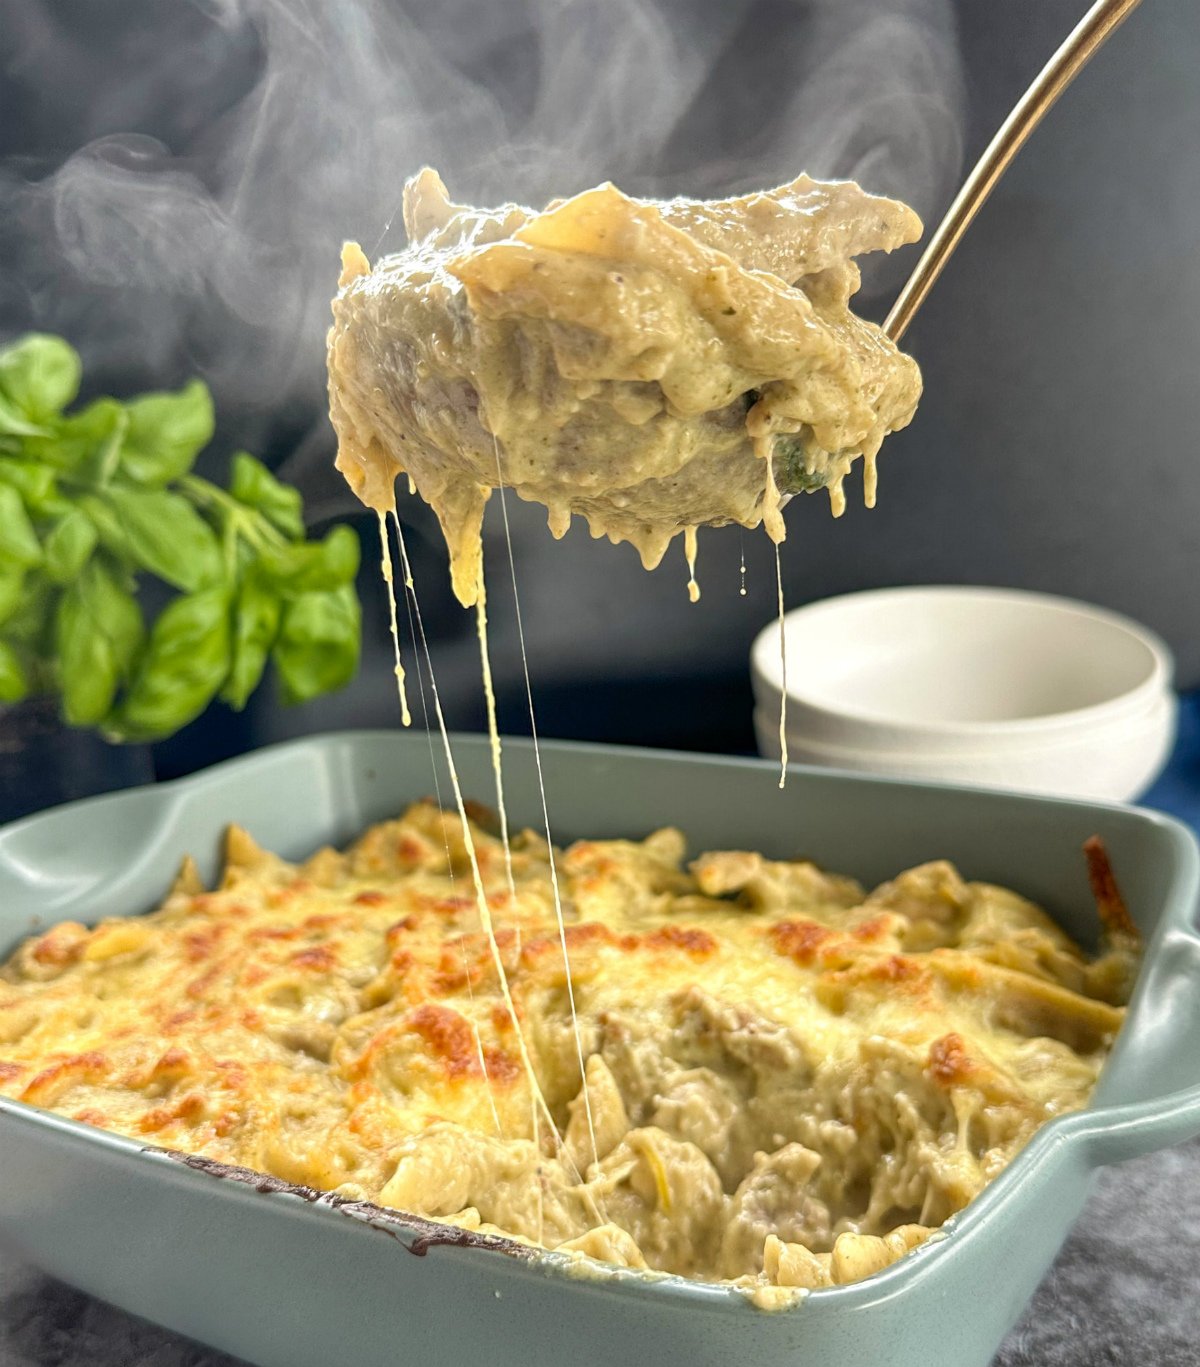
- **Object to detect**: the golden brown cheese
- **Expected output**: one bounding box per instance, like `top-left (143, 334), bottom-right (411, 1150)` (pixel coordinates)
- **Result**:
top-left (0, 804), bottom-right (1136, 1299)
top-left (327, 169), bottom-right (923, 605)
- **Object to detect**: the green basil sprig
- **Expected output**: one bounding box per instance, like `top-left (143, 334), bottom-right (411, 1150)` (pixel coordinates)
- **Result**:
top-left (0, 333), bottom-right (362, 737)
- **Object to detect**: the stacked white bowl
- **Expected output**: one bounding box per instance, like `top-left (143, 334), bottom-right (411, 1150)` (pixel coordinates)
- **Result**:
top-left (750, 586), bottom-right (1177, 802)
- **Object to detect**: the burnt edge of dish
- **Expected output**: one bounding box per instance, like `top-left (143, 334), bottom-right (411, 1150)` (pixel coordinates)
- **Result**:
top-left (151, 1146), bottom-right (538, 1261)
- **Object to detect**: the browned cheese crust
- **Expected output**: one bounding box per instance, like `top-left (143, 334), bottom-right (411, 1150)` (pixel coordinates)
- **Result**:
top-left (0, 806), bottom-right (1137, 1301)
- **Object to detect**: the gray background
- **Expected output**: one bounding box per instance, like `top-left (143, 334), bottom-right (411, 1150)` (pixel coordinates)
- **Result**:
top-left (1, 0), bottom-right (1197, 769)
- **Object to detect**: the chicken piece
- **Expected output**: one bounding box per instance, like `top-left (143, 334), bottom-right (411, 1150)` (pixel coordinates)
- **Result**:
top-left (721, 1143), bottom-right (831, 1277)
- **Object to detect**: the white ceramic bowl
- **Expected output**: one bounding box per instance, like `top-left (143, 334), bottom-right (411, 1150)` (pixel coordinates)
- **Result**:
top-left (750, 586), bottom-right (1177, 801)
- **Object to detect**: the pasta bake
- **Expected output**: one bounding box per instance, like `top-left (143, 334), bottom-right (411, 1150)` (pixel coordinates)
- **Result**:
top-left (0, 804), bottom-right (1138, 1304)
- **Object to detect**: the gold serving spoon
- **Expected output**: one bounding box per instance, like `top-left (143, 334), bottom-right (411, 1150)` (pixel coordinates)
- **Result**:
top-left (883, 0), bottom-right (1144, 343)
top-left (773, 0), bottom-right (1144, 498)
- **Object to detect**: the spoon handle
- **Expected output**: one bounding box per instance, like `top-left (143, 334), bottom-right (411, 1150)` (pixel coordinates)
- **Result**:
top-left (884, 0), bottom-right (1144, 343)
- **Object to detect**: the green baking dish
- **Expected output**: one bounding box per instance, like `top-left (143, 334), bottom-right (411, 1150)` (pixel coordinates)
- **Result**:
top-left (2, 730), bottom-right (1199, 1367)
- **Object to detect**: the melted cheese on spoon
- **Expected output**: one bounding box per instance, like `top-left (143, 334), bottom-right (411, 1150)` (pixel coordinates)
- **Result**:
top-left (327, 168), bottom-right (922, 608)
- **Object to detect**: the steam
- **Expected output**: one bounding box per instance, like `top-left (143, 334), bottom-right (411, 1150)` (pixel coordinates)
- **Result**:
top-left (0, 0), bottom-right (964, 496)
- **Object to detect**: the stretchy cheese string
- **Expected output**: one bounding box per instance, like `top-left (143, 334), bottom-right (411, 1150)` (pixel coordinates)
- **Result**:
top-left (775, 541), bottom-right (788, 790)
top-left (474, 576), bottom-right (517, 905)
top-left (491, 433), bottom-right (603, 1177)
top-left (394, 512), bottom-right (455, 883)
top-left (684, 525), bottom-right (700, 603)
top-left (386, 508), bottom-right (502, 1139)
top-left (760, 442), bottom-right (789, 790)
top-left (453, 931), bottom-right (504, 1142)
top-left (376, 510), bottom-right (411, 726)
top-left (391, 510), bottom-right (578, 1174)
top-left (390, 508), bottom-right (528, 1151)
top-left (469, 553), bottom-right (533, 1159)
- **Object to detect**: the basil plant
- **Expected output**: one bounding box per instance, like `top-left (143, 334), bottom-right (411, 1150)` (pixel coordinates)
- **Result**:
top-left (0, 334), bottom-right (361, 742)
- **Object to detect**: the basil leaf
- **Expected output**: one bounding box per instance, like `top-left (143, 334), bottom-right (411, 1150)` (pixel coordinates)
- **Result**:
top-left (104, 487), bottom-right (222, 591)
top-left (77, 493), bottom-right (132, 563)
top-left (0, 334), bottom-right (81, 422)
top-left (272, 584), bottom-right (360, 704)
top-left (229, 451), bottom-right (304, 540)
top-left (222, 571), bottom-right (282, 710)
top-left (87, 560), bottom-right (144, 677)
top-left (112, 586), bottom-right (232, 740)
top-left (0, 640), bottom-right (27, 704)
top-left (260, 524), bottom-right (360, 594)
top-left (43, 509), bottom-right (98, 584)
top-left (120, 380), bottom-right (214, 486)
top-left (56, 582), bottom-right (118, 725)
top-left (2, 576), bottom-right (57, 653)
top-left (0, 395), bottom-right (52, 439)
top-left (0, 483), bottom-right (42, 567)
top-left (29, 398), bottom-right (129, 475)
top-left (55, 559), bottom-right (144, 725)
top-left (0, 563), bottom-right (24, 626)
top-left (0, 459), bottom-right (58, 509)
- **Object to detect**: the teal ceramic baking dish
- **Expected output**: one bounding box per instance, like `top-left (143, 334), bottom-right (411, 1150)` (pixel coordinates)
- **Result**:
top-left (2, 731), bottom-right (1199, 1367)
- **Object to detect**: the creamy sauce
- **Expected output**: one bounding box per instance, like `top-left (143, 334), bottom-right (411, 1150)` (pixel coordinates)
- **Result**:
top-left (327, 169), bottom-right (923, 607)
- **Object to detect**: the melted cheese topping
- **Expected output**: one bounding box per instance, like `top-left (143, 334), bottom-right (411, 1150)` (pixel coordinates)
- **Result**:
top-left (326, 169), bottom-right (923, 606)
top-left (0, 805), bottom-right (1136, 1298)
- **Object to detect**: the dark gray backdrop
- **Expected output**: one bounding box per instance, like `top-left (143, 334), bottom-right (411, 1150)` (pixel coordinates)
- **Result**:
top-left (1, 0), bottom-right (1196, 767)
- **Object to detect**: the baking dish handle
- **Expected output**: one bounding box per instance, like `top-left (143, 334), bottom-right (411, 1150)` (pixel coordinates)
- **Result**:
top-left (1071, 1082), bottom-right (1200, 1167)
top-left (1072, 927), bottom-right (1200, 1167)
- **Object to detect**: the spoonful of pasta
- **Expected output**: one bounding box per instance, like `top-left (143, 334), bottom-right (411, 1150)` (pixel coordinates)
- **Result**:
top-left (326, 0), bottom-right (1140, 609)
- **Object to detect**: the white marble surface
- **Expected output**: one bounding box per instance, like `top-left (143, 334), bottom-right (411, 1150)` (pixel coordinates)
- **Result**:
top-left (2, 1138), bottom-right (1198, 1367)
